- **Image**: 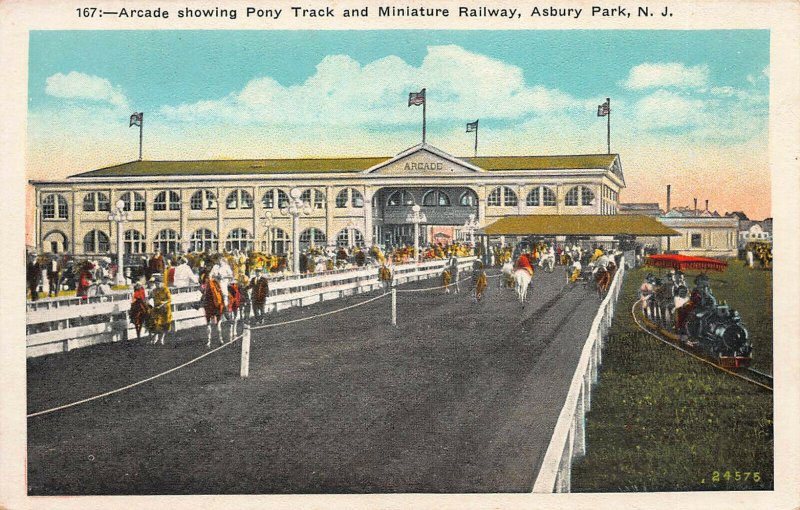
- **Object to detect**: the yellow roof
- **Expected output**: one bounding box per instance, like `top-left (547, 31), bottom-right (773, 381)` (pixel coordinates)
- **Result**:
top-left (68, 153), bottom-right (619, 178)
top-left (480, 215), bottom-right (680, 236)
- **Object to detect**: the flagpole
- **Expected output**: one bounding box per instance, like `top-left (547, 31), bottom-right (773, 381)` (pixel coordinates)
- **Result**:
top-left (606, 97), bottom-right (611, 154)
top-left (422, 88), bottom-right (426, 144)
top-left (474, 121), bottom-right (478, 158)
top-left (139, 113), bottom-right (143, 161)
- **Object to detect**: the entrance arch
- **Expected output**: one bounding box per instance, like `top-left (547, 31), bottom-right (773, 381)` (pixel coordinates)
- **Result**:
top-left (42, 230), bottom-right (68, 254)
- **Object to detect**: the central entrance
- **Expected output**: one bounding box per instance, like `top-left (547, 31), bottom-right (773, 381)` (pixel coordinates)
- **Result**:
top-left (372, 186), bottom-right (478, 248)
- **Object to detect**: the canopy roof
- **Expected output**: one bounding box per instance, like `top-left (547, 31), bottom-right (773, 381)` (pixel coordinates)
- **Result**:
top-left (645, 254), bottom-right (728, 272)
top-left (479, 215), bottom-right (680, 237)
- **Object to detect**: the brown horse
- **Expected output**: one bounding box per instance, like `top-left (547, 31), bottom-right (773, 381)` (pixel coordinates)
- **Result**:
top-left (129, 299), bottom-right (151, 339)
top-left (594, 267), bottom-right (612, 297)
top-left (202, 278), bottom-right (226, 348)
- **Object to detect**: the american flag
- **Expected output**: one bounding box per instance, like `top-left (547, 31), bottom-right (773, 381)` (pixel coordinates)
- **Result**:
top-left (129, 112), bottom-right (143, 127)
top-left (466, 120), bottom-right (479, 132)
top-left (597, 101), bottom-right (610, 117)
top-left (408, 89), bottom-right (425, 106)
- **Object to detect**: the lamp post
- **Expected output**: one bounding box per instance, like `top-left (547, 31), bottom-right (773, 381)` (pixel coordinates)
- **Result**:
top-left (262, 211), bottom-right (275, 254)
top-left (107, 198), bottom-right (129, 285)
top-left (463, 213), bottom-right (480, 247)
top-left (280, 188), bottom-right (312, 273)
top-left (405, 204), bottom-right (427, 262)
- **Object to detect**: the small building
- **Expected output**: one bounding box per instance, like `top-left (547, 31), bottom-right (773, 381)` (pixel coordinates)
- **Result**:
top-left (658, 207), bottom-right (739, 257)
top-left (618, 202), bottom-right (663, 217)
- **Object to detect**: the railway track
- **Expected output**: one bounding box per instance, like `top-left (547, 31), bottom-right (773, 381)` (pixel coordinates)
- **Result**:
top-left (631, 301), bottom-right (773, 392)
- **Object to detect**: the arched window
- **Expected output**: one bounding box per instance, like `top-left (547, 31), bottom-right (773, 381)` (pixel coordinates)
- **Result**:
top-left (189, 228), bottom-right (217, 252)
top-left (262, 227), bottom-right (289, 254)
top-left (422, 189), bottom-right (451, 206)
top-left (334, 188), bottom-right (365, 209)
top-left (387, 190), bottom-right (415, 207)
top-left (459, 190), bottom-right (478, 207)
top-left (299, 228), bottom-right (326, 248)
top-left (565, 187), bottom-right (580, 206)
top-left (300, 189), bottom-right (325, 209)
top-left (225, 228), bottom-right (253, 252)
top-left (336, 228), bottom-right (365, 247)
top-left (226, 189), bottom-right (253, 210)
top-left (487, 186), bottom-right (517, 207)
top-left (526, 188), bottom-right (540, 207)
top-left (542, 187), bottom-right (556, 206)
top-left (526, 187), bottom-right (556, 207)
top-left (43, 230), bottom-right (69, 254)
top-left (42, 194), bottom-right (69, 220)
top-left (120, 191), bottom-right (145, 212)
top-left (82, 191), bottom-right (110, 212)
top-left (262, 189), bottom-right (289, 209)
top-left (154, 229), bottom-right (181, 254)
top-left (123, 229), bottom-right (146, 254)
top-left (581, 187), bottom-right (595, 206)
top-left (154, 190), bottom-right (181, 211)
top-left (83, 230), bottom-right (110, 254)
top-left (190, 190), bottom-right (217, 210)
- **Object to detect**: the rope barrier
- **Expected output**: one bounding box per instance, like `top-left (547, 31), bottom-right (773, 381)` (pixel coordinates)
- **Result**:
top-left (28, 332), bottom-right (246, 418)
top-left (250, 292), bottom-right (389, 330)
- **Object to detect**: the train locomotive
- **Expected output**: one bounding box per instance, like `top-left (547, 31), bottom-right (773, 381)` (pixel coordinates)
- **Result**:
top-left (645, 272), bottom-right (752, 369)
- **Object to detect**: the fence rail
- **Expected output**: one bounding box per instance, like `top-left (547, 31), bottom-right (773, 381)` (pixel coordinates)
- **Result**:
top-left (26, 257), bottom-right (476, 358)
top-left (532, 256), bottom-right (625, 493)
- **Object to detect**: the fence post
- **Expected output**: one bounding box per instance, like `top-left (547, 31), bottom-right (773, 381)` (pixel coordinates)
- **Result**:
top-left (391, 287), bottom-right (397, 326)
top-left (240, 323), bottom-right (251, 378)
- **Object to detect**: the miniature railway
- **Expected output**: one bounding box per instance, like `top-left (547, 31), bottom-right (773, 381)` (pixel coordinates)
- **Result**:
top-left (631, 301), bottom-right (772, 392)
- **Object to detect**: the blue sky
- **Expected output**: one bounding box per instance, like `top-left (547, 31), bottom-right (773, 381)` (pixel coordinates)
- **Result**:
top-left (27, 30), bottom-right (771, 218)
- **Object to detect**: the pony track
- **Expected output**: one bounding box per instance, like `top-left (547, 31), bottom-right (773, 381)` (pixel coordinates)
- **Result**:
top-left (630, 301), bottom-right (772, 392)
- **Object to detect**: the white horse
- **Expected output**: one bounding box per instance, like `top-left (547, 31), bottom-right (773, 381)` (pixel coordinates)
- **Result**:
top-left (538, 251), bottom-right (556, 273)
top-left (638, 279), bottom-right (655, 319)
top-left (514, 268), bottom-right (533, 303)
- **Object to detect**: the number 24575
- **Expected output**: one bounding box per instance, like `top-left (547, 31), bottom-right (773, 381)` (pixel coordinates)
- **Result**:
top-left (709, 471), bottom-right (762, 483)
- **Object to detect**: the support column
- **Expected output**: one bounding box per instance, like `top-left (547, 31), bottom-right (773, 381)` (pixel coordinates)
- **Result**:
top-left (252, 185), bottom-right (260, 252)
top-left (34, 190), bottom-right (41, 252)
top-left (72, 190), bottom-right (80, 255)
top-left (363, 186), bottom-right (374, 246)
top-left (325, 185), bottom-right (335, 247)
top-left (180, 188), bottom-right (189, 253)
top-left (144, 189), bottom-right (153, 253)
top-left (216, 186), bottom-right (223, 252)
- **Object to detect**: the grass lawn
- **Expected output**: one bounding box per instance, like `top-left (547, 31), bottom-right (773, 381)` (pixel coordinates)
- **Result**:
top-left (571, 261), bottom-right (773, 491)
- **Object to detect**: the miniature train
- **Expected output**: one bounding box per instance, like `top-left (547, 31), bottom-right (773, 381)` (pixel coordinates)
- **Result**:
top-left (641, 272), bottom-right (752, 368)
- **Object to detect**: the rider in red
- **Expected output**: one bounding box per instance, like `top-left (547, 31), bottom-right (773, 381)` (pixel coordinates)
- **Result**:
top-left (514, 253), bottom-right (534, 276)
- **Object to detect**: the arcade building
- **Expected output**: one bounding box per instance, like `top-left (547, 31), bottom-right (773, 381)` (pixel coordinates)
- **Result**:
top-left (30, 143), bottom-right (625, 257)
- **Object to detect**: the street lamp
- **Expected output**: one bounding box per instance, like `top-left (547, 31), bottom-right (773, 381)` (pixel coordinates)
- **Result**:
top-left (262, 211), bottom-right (275, 253)
top-left (405, 204), bottom-right (427, 263)
top-left (463, 213), bottom-right (480, 247)
top-left (107, 198), bottom-right (129, 285)
top-left (280, 188), bottom-right (312, 273)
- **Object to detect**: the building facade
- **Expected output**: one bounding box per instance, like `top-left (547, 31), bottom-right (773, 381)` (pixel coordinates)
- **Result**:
top-left (658, 208), bottom-right (739, 257)
top-left (31, 143), bottom-right (625, 256)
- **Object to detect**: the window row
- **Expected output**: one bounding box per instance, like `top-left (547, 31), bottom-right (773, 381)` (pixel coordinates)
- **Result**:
top-left (80, 227), bottom-right (368, 254)
top-left (386, 189), bottom-right (478, 207)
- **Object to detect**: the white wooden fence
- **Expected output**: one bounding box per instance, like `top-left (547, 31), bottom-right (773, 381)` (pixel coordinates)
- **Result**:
top-left (532, 256), bottom-right (625, 493)
top-left (26, 257), bottom-right (476, 358)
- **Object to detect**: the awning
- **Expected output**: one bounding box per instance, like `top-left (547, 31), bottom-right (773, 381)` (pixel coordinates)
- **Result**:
top-left (479, 215), bottom-right (680, 237)
top-left (646, 254), bottom-right (728, 272)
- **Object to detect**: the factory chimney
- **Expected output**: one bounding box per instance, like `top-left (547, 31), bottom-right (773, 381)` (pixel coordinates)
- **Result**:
top-left (694, 198), bottom-right (698, 216)
top-left (666, 185), bottom-right (671, 213)
top-left (705, 199), bottom-right (709, 212)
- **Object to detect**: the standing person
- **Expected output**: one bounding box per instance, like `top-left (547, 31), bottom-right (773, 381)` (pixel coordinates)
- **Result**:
top-left (147, 249), bottom-right (165, 280)
top-left (173, 256), bottom-right (199, 288)
top-left (75, 264), bottom-right (92, 299)
top-left (209, 255), bottom-right (234, 310)
top-left (250, 268), bottom-right (270, 323)
top-left (47, 255), bottom-right (61, 297)
top-left (27, 254), bottom-right (41, 301)
top-left (472, 261), bottom-right (488, 302)
top-left (379, 262), bottom-right (393, 293)
top-left (448, 254), bottom-right (460, 294)
top-left (746, 247), bottom-right (754, 269)
top-left (148, 274), bottom-right (172, 345)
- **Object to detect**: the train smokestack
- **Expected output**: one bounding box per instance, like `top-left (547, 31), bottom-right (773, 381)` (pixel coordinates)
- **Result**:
top-left (705, 199), bottom-right (709, 211)
top-left (694, 198), bottom-right (698, 215)
top-left (666, 185), bottom-right (671, 213)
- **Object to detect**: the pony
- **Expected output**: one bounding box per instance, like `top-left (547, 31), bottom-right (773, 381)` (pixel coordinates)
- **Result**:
top-left (129, 285), bottom-right (151, 340)
top-left (638, 274), bottom-right (656, 320)
top-left (201, 276), bottom-right (227, 348)
top-left (227, 281), bottom-right (243, 341)
top-left (513, 254), bottom-right (534, 303)
top-left (538, 249), bottom-right (556, 273)
top-left (593, 266), bottom-right (612, 297)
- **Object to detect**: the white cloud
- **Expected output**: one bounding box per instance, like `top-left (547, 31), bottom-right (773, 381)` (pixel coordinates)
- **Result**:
top-left (620, 63), bottom-right (709, 90)
top-left (632, 90), bottom-right (707, 129)
top-left (160, 45), bottom-right (581, 126)
top-left (45, 71), bottom-right (128, 108)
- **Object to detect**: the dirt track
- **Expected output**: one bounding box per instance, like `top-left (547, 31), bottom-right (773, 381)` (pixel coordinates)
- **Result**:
top-left (27, 268), bottom-right (605, 494)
